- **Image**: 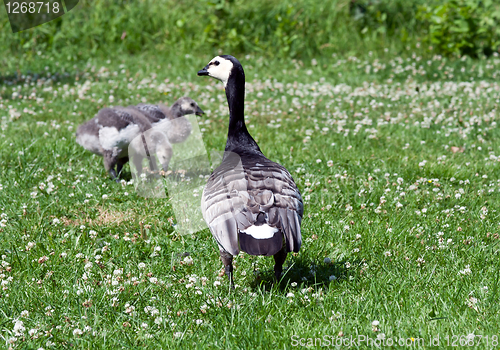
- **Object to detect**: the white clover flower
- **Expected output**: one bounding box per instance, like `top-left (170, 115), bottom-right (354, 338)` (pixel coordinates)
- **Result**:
top-left (73, 328), bottom-right (83, 336)
top-left (124, 304), bottom-right (135, 314)
top-left (459, 265), bottom-right (472, 275)
top-left (416, 257), bottom-right (425, 266)
top-left (13, 320), bottom-right (25, 336)
top-left (183, 256), bottom-right (194, 265)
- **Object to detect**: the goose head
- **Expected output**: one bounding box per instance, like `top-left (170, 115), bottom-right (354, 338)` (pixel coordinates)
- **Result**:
top-left (170, 97), bottom-right (204, 118)
top-left (198, 55), bottom-right (259, 153)
top-left (197, 55), bottom-right (241, 87)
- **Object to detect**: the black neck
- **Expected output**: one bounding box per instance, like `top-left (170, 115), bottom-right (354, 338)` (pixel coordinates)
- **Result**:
top-left (224, 66), bottom-right (261, 154)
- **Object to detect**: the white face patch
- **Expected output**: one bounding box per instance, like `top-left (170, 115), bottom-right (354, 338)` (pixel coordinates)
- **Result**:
top-left (206, 56), bottom-right (233, 86)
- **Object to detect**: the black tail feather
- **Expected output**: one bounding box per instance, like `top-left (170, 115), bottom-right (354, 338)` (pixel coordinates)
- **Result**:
top-left (239, 230), bottom-right (283, 256)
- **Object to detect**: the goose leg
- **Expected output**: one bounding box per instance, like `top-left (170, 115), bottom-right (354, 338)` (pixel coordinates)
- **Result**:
top-left (219, 249), bottom-right (234, 289)
top-left (116, 157), bottom-right (129, 177)
top-left (148, 156), bottom-right (158, 173)
top-left (139, 133), bottom-right (158, 174)
top-left (103, 150), bottom-right (119, 181)
top-left (273, 247), bottom-right (287, 283)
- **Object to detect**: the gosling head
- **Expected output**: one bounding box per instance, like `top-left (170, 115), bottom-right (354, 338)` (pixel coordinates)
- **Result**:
top-left (170, 97), bottom-right (204, 118)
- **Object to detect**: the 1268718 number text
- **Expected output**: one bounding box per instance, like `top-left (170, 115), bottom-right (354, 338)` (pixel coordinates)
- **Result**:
top-left (5, 2), bottom-right (60, 14)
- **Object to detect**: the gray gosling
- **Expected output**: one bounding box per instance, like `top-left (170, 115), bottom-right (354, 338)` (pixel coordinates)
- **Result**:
top-left (76, 107), bottom-right (171, 180)
top-left (76, 97), bottom-right (204, 180)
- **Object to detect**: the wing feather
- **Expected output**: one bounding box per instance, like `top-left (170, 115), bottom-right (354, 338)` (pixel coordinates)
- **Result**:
top-left (202, 150), bottom-right (303, 256)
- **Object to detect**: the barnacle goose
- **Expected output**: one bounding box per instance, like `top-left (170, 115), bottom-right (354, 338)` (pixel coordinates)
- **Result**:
top-left (198, 55), bottom-right (303, 286)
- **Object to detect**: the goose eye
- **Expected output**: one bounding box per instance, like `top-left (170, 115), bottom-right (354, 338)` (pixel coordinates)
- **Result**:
top-left (214, 61), bottom-right (220, 66)
top-left (190, 103), bottom-right (195, 107)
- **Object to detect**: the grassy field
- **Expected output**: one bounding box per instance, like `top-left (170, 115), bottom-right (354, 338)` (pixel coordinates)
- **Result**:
top-left (1, 51), bottom-right (500, 348)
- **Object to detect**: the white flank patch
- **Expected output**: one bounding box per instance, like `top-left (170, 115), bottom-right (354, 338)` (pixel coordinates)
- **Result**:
top-left (76, 133), bottom-right (101, 155)
top-left (99, 124), bottom-right (140, 151)
top-left (241, 224), bottom-right (278, 240)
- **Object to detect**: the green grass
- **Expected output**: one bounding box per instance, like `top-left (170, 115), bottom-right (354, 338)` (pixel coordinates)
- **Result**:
top-left (0, 0), bottom-right (352, 61)
top-left (1, 51), bottom-right (500, 349)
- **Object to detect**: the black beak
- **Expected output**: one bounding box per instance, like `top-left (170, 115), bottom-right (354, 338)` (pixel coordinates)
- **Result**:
top-left (195, 105), bottom-right (205, 116)
top-left (197, 65), bottom-right (209, 76)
